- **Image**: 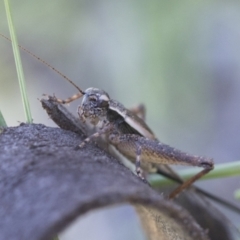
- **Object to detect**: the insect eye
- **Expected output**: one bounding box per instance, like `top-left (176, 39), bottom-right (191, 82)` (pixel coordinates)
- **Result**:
top-left (89, 96), bottom-right (97, 102)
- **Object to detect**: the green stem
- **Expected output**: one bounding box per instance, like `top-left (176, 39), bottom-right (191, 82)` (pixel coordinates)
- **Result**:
top-left (4, 0), bottom-right (32, 123)
top-left (0, 110), bottom-right (7, 127)
top-left (149, 161), bottom-right (240, 187)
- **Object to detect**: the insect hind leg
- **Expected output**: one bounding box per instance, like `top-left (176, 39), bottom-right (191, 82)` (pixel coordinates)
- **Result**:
top-left (109, 133), bottom-right (214, 196)
top-left (169, 166), bottom-right (213, 199)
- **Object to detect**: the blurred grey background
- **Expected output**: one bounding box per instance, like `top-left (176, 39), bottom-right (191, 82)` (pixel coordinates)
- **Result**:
top-left (0, 1), bottom-right (240, 239)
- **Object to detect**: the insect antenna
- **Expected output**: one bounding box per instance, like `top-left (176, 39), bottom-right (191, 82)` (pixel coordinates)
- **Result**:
top-left (0, 33), bottom-right (85, 96)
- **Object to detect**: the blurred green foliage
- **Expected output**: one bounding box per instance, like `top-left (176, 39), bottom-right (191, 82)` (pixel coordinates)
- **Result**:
top-left (235, 189), bottom-right (240, 200)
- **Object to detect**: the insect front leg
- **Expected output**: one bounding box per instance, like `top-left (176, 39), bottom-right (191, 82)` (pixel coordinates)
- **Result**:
top-left (44, 92), bottom-right (83, 104)
top-left (78, 123), bottom-right (113, 148)
top-left (77, 105), bottom-right (86, 123)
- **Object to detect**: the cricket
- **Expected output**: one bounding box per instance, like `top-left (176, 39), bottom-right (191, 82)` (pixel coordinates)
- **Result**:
top-left (45, 84), bottom-right (214, 199)
top-left (1, 33), bottom-right (214, 199)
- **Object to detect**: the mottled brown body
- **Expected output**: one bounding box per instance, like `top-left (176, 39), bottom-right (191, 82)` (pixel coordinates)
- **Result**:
top-left (50, 87), bottom-right (214, 198)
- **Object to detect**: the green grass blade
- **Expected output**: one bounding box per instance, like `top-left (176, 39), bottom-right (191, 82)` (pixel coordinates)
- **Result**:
top-left (149, 161), bottom-right (240, 187)
top-left (0, 110), bottom-right (7, 127)
top-left (4, 0), bottom-right (32, 123)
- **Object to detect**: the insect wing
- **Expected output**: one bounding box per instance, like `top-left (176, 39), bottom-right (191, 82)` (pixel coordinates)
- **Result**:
top-left (109, 100), bottom-right (156, 140)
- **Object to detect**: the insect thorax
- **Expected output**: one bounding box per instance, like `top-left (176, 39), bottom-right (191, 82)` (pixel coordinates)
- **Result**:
top-left (80, 88), bottom-right (110, 125)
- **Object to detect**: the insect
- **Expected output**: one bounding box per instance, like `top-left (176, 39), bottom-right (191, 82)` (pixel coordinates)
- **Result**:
top-left (1, 33), bottom-right (214, 199)
top-left (45, 83), bottom-right (214, 198)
